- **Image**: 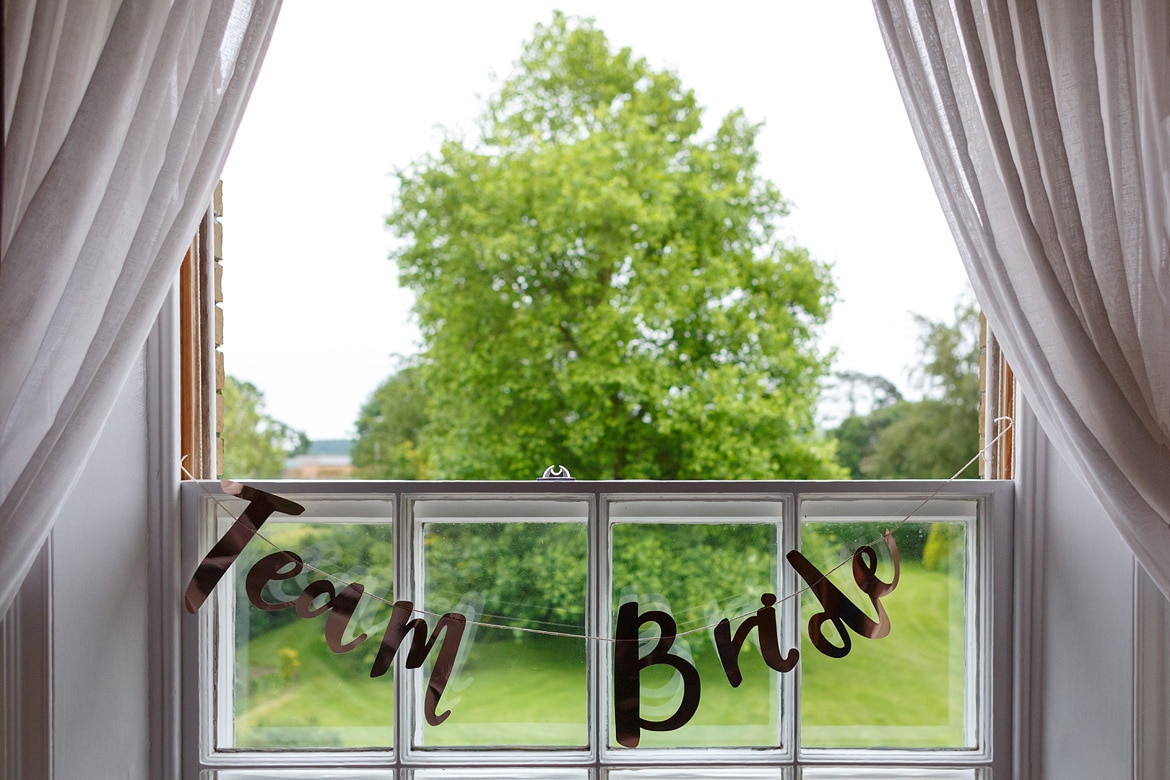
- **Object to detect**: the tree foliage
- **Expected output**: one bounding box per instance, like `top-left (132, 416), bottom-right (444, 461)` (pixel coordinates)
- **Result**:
top-left (825, 371), bottom-right (904, 477)
top-left (424, 523), bottom-right (588, 634)
top-left (352, 365), bottom-right (429, 479)
top-left (236, 522), bottom-right (395, 663)
top-left (221, 375), bottom-right (308, 478)
top-left (382, 12), bottom-right (839, 480)
top-left (831, 301), bottom-right (982, 479)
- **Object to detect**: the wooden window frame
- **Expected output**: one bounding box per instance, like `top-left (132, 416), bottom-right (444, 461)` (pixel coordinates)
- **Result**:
top-left (179, 183), bottom-right (224, 480)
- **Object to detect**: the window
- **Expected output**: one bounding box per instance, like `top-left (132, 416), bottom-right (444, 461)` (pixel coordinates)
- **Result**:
top-left (216, 3), bottom-right (980, 464)
top-left (181, 478), bottom-right (1012, 777)
top-left (183, 6), bottom-right (1016, 779)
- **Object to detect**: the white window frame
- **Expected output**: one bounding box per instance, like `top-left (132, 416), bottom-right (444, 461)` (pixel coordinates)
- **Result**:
top-left (180, 478), bottom-right (1013, 778)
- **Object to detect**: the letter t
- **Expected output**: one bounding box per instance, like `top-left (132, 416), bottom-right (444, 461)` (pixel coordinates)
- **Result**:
top-left (184, 481), bottom-right (305, 613)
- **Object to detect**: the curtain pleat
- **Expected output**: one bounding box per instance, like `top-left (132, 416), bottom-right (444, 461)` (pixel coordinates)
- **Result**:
top-left (874, 0), bottom-right (1170, 598)
top-left (0, 0), bottom-right (282, 616)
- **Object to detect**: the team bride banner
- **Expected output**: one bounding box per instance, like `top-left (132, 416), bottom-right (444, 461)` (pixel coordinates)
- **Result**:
top-left (184, 481), bottom-right (901, 748)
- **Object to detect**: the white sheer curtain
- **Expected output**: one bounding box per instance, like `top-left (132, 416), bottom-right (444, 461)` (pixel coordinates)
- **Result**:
top-left (874, 0), bottom-right (1170, 596)
top-left (1, 0), bottom-right (281, 616)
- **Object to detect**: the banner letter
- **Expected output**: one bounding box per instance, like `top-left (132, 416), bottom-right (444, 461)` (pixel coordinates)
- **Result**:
top-left (613, 600), bottom-right (701, 748)
top-left (184, 482), bottom-right (305, 613)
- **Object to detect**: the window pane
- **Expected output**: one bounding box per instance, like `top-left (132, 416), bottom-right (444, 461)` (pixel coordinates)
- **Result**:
top-left (797, 499), bottom-right (975, 749)
top-left (799, 769), bottom-right (980, 779)
top-left (202, 772), bottom-right (396, 780)
top-left (192, 482), bottom-right (1006, 772)
top-left (411, 770), bottom-right (590, 779)
top-left (219, 499), bottom-right (395, 750)
top-left (607, 769), bottom-right (787, 779)
top-left (414, 499), bottom-right (590, 748)
top-left (607, 500), bottom-right (788, 750)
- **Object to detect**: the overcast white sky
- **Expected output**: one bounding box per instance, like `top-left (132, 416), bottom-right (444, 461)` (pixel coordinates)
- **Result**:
top-left (220, 1), bottom-right (971, 442)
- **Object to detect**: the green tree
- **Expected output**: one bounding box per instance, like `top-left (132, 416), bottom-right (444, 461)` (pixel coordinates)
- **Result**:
top-left (221, 374), bottom-right (308, 478)
top-left (831, 301), bottom-right (982, 480)
top-left (383, 12), bottom-right (839, 480)
top-left (826, 372), bottom-right (903, 477)
top-left (352, 365), bottom-right (429, 479)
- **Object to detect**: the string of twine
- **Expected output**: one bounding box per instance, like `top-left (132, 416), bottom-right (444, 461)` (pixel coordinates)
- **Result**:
top-left (185, 416), bottom-right (1012, 643)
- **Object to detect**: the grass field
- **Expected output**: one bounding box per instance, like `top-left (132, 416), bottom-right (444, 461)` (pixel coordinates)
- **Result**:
top-left (232, 561), bottom-right (965, 750)
top-left (235, 618), bottom-right (395, 748)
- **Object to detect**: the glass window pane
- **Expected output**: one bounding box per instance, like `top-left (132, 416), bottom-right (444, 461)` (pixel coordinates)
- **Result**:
top-left (608, 499), bottom-right (788, 750)
top-left (797, 499), bottom-right (976, 749)
top-left (411, 770), bottom-right (590, 780)
top-left (218, 498), bottom-right (396, 750)
top-left (202, 772), bottom-right (396, 780)
top-left (799, 769), bottom-right (980, 779)
top-left (608, 769), bottom-right (787, 779)
top-left (193, 483), bottom-right (1003, 772)
top-left (414, 499), bottom-right (590, 748)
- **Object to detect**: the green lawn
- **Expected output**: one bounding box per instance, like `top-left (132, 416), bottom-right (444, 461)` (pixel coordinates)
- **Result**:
top-left (799, 561), bottom-right (967, 747)
top-left (234, 562), bottom-right (965, 750)
top-left (236, 618), bottom-right (394, 748)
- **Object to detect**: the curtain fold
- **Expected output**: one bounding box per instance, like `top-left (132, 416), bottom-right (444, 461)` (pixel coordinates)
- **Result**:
top-left (0, 0), bottom-right (282, 616)
top-left (874, 0), bottom-right (1170, 597)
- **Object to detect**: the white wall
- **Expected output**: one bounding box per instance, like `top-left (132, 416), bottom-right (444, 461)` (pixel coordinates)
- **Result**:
top-left (1016, 400), bottom-right (1170, 778)
top-left (51, 353), bottom-right (153, 777)
top-left (1, 348), bottom-right (158, 780)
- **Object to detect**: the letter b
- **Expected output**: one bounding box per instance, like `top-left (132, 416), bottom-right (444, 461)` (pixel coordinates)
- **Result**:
top-left (613, 600), bottom-right (701, 748)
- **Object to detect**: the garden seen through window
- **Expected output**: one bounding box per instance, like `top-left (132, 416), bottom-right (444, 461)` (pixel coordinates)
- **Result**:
top-left (217, 2), bottom-right (981, 486)
top-left (184, 479), bottom-right (1011, 774)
